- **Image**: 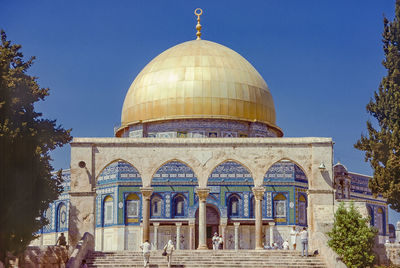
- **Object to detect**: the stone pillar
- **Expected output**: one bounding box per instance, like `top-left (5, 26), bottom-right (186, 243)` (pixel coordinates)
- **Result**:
top-left (220, 218), bottom-right (228, 249)
top-left (396, 221), bottom-right (400, 243)
top-left (196, 188), bottom-right (210, 250)
top-left (189, 219), bottom-right (195, 250)
top-left (153, 222), bottom-right (159, 249)
top-left (176, 222), bottom-right (182, 250)
top-left (264, 225), bottom-right (269, 248)
top-left (69, 145), bottom-right (97, 248)
top-left (252, 186), bottom-right (265, 250)
top-left (234, 222), bottom-right (240, 250)
top-left (269, 222), bottom-right (275, 247)
top-left (140, 187), bottom-right (153, 243)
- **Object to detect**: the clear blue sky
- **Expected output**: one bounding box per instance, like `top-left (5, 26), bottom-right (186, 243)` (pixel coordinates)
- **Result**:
top-left (2, 0), bottom-right (399, 225)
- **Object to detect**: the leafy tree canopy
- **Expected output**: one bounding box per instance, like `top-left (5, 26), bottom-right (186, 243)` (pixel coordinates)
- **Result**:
top-left (327, 202), bottom-right (377, 268)
top-left (0, 30), bottom-right (72, 264)
top-left (355, 0), bottom-right (400, 212)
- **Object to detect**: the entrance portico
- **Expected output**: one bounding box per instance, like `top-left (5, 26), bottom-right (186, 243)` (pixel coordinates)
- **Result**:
top-left (69, 137), bottom-right (334, 252)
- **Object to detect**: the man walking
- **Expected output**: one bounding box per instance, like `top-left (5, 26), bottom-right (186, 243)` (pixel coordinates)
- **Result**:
top-left (300, 227), bottom-right (308, 257)
top-left (140, 240), bottom-right (151, 267)
top-left (163, 240), bottom-right (175, 268)
top-left (212, 232), bottom-right (219, 250)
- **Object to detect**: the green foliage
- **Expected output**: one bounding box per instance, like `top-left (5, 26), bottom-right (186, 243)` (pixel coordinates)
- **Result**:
top-left (0, 30), bottom-right (72, 263)
top-left (355, 0), bottom-right (400, 212)
top-left (328, 202), bottom-right (377, 268)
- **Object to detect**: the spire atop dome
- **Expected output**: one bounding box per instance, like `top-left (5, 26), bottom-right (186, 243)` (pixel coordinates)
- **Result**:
top-left (194, 8), bottom-right (203, 40)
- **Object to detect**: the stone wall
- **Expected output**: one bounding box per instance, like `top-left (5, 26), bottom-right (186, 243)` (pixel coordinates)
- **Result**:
top-left (385, 242), bottom-right (400, 266)
top-left (19, 246), bottom-right (69, 268)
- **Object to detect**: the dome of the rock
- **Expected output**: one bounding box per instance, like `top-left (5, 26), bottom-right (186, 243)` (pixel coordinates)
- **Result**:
top-left (116, 39), bottom-right (282, 137)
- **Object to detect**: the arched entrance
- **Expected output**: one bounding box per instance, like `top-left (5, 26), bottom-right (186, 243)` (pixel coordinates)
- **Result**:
top-left (195, 204), bottom-right (220, 249)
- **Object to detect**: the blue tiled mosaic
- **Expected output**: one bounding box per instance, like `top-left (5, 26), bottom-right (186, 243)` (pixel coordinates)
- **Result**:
top-left (97, 161), bottom-right (142, 186)
top-left (264, 162), bottom-right (307, 183)
top-left (208, 161), bottom-right (254, 185)
top-left (121, 119), bottom-right (277, 138)
top-left (152, 161), bottom-right (198, 184)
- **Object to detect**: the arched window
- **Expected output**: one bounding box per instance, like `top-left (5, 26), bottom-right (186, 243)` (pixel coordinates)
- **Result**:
top-left (228, 195), bottom-right (240, 217)
top-left (43, 206), bottom-right (52, 233)
top-left (377, 207), bottom-right (385, 235)
top-left (173, 195), bottom-right (185, 217)
top-left (367, 206), bottom-right (374, 226)
top-left (56, 203), bottom-right (67, 232)
top-left (274, 193), bottom-right (286, 218)
top-left (151, 195), bottom-right (163, 217)
top-left (250, 196), bottom-right (255, 218)
top-left (103, 195), bottom-right (113, 225)
top-left (126, 193), bottom-right (140, 223)
top-left (298, 194), bottom-right (307, 225)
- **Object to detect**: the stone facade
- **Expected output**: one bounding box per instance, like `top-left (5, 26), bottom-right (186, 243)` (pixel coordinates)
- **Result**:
top-left (68, 137), bottom-right (334, 251)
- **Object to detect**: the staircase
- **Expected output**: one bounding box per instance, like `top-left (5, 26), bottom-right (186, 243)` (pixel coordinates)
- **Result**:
top-left (86, 250), bottom-right (328, 268)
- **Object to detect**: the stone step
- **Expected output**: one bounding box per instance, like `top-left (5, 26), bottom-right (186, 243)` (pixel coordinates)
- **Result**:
top-left (88, 263), bottom-right (326, 268)
top-left (86, 250), bottom-right (328, 268)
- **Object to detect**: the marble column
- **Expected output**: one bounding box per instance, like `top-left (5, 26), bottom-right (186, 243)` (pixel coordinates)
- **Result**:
top-left (269, 222), bottom-right (275, 247)
top-left (234, 222), bottom-right (240, 250)
top-left (264, 225), bottom-right (269, 248)
top-left (220, 218), bottom-right (228, 250)
top-left (140, 187), bottom-right (153, 243)
top-left (196, 187), bottom-right (210, 250)
top-left (153, 222), bottom-right (159, 249)
top-left (252, 186), bottom-right (265, 250)
top-left (176, 222), bottom-right (182, 250)
top-left (189, 219), bottom-right (195, 250)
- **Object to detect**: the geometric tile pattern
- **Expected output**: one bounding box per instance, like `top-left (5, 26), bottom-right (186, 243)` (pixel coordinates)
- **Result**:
top-left (97, 161), bottom-right (142, 186)
top-left (264, 161), bottom-right (307, 183)
top-left (152, 161), bottom-right (197, 185)
top-left (208, 161), bottom-right (253, 185)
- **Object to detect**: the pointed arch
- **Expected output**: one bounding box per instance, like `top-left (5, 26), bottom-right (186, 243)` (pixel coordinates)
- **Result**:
top-left (97, 159), bottom-right (142, 186)
top-left (151, 193), bottom-right (163, 218)
top-left (273, 193), bottom-right (287, 220)
top-left (264, 159), bottom-right (308, 184)
top-left (298, 193), bottom-right (307, 225)
top-left (125, 193), bottom-right (140, 224)
top-left (103, 195), bottom-right (114, 226)
top-left (377, 207), bottom-right (386, 235)
top-left (227, 193), bottom-right (241, 217)
top-left (172, 193), bottom-right (187, 218)
top-left (207, 160), bottom-right (254, 185)
top-left (367, 205), bottom-right (374, 226)
top-left (56, 202), bottom-right (68, 232)
top-left (151, 159), bottom-right (198, 185)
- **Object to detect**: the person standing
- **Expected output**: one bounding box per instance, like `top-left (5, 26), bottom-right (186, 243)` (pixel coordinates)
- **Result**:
top-left (163, 240), bottom-right (175, 268)
top-left (56, 233), bottom-right (67, 247)
top-left (282, 240), bottom-right (289, 250)
top-left (140, 240), bottom-right (151, 267)
top-left (212, 232), bottom-right (219, 250)
top-left (290, 226), bottom-right (298, 250)
top-left (300, 227), bottom-right (308, 257)
top-left (218, 235), bottom-right (223, 250)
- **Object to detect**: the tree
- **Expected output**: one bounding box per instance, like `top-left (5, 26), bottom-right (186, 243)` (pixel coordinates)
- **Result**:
top-left (327, 202), bottom-right (377, 268)
top-left (0, 30), bottom-right (72, 264)
top-left (355, 0), bottom-right (400, 212)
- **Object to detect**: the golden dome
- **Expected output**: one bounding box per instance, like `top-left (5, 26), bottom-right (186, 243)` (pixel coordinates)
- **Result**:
top-left (120, 40), bottom-right (282, 136)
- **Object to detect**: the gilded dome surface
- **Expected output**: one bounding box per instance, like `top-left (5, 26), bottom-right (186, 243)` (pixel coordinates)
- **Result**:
top-left (120, 40), bottom-right (281, 135)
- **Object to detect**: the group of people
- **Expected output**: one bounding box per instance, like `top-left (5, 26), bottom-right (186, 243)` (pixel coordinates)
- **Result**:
top-left (140, 239), bottom-right (175, 268)
top-left (265, 227), bottom-right (309, 257)
top-left (212, 232), bottom-right (224, 250)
